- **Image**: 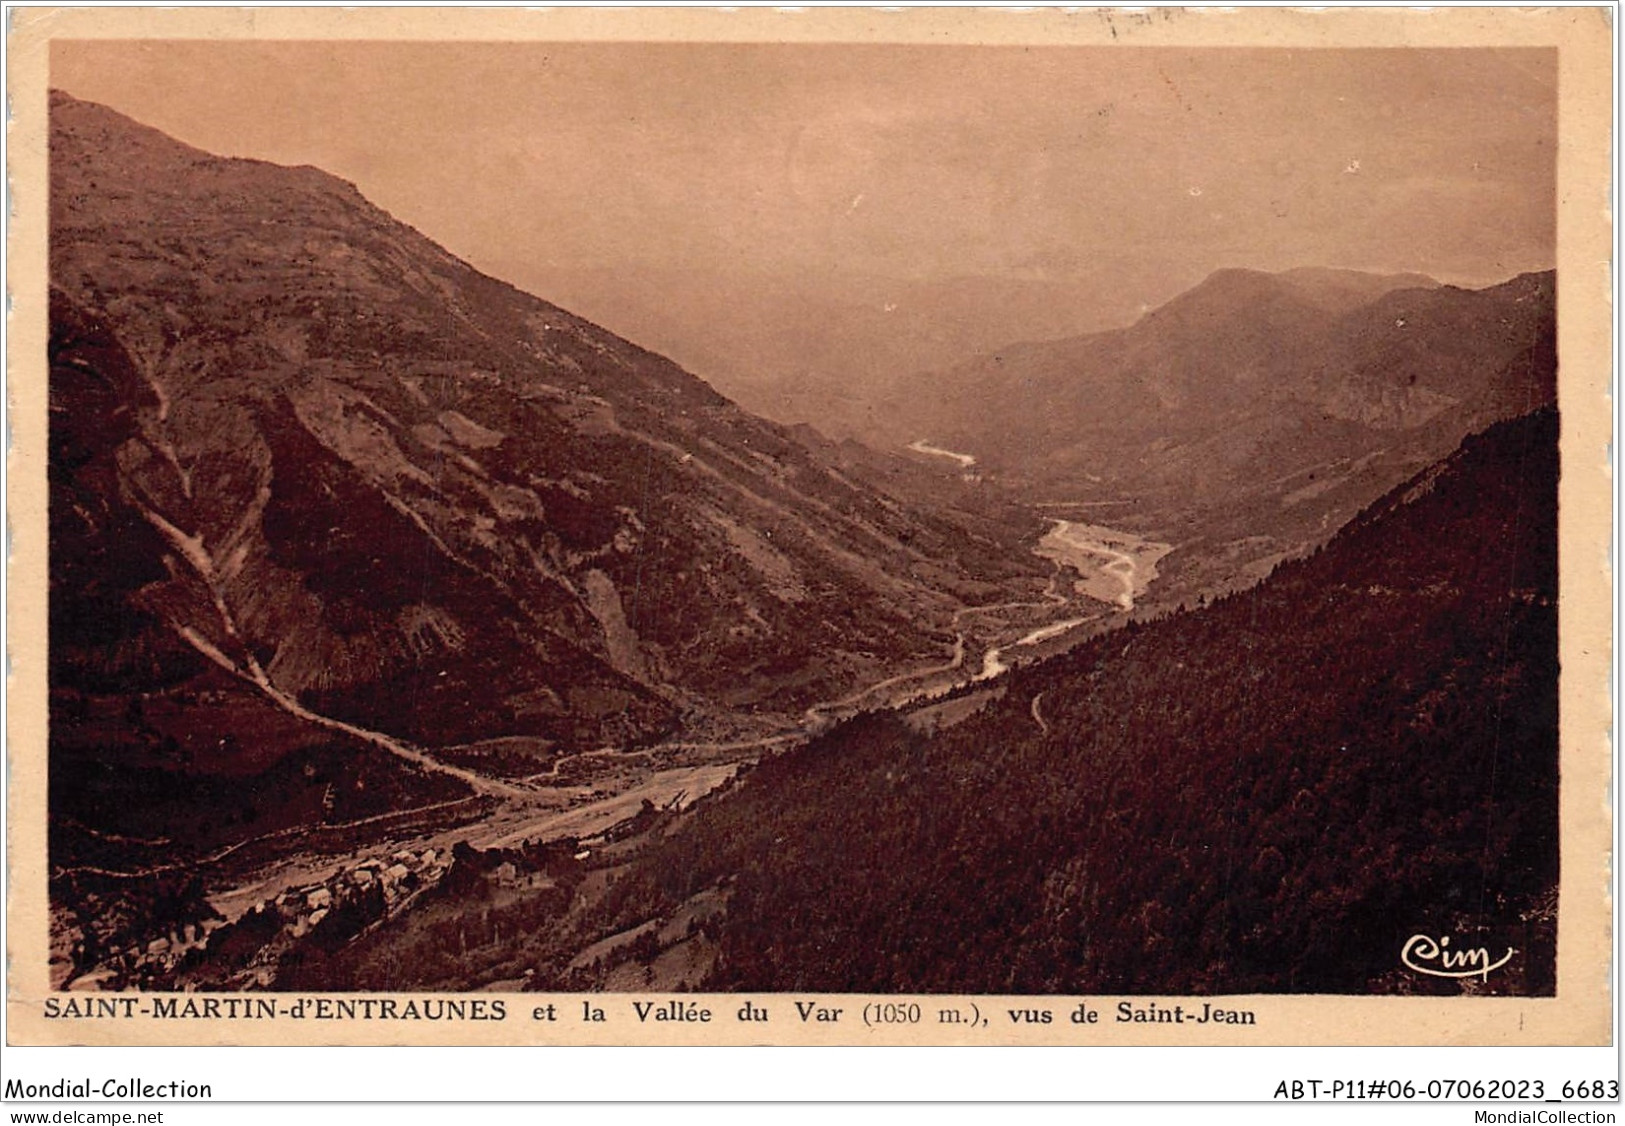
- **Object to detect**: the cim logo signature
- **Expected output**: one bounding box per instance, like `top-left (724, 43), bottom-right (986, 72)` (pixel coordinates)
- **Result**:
top-left (1401, 933), bottom-right (1517, 981)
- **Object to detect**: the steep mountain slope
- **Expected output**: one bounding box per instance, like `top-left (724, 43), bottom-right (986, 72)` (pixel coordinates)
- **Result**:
top-left (540, 407), bottom-right (1558, 995)
top-left (896, 267), bottom-right (1547, 478)
top-left (875, 265), bottom-right (1553, 607)
top-left (48, 92), bottom-right (1045, 874)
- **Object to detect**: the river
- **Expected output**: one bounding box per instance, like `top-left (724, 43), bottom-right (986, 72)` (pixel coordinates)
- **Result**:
top-left (971, 520), bottom-right (1172, 677)
top-left (907, 439), bottom-right (977, 469)
top-left (1035, 520), bottom-right (1171, 611)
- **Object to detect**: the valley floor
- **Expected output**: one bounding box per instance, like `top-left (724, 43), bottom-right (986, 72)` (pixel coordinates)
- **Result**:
top-left (53, 516), bottom-right (1155, 992)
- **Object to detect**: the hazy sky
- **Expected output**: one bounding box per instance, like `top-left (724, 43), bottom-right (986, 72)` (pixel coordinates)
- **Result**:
top-left (53, 41), bottom-right (1555, 308)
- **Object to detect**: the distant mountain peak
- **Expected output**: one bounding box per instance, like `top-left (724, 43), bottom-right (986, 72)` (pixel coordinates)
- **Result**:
top-left (1174, 265), bottom-right (1441, 319)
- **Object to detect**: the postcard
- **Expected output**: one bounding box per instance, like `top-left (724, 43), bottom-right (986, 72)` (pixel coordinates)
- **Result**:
top-left (5, 6), bottom-right (1612, 1049)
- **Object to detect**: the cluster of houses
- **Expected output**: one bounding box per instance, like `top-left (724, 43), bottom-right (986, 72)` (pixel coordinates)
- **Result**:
top-left (91, 845), bottom-right (451, 987)
top-left (81, 819), bottom-right (647, 990)
top-left (268, 846), bottom-right (447, 938)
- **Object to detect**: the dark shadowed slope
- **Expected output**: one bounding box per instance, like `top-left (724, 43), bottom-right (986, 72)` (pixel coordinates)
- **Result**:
top-left (551, 407), bottom-right (1557, 995)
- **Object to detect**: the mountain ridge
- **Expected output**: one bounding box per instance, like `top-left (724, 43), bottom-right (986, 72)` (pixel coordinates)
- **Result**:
top-left (869, 262), bottom-right (1553, 609)
top-left (902, 266), bottom-right (1550, 457)
top-left (47, 91), bottom-right (1046, 884)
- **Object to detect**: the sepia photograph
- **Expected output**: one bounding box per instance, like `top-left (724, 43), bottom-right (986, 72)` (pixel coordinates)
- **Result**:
top-left (5, 6), bottom-right (1612, 1053)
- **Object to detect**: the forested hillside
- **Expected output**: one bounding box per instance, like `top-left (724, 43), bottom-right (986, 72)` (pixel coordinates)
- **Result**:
top-left (560, 408), bottom-right (1558, 995)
